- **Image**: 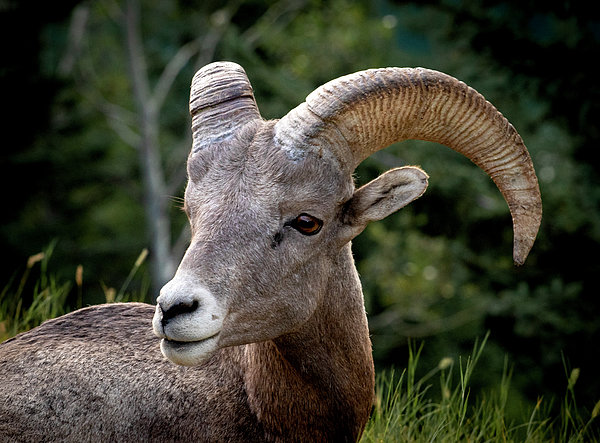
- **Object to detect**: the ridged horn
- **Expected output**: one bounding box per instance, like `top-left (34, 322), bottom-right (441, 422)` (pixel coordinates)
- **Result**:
top-left (190, 62), bottom-right (261, 152)
top-left (274, 67), bottom-right (542, 265)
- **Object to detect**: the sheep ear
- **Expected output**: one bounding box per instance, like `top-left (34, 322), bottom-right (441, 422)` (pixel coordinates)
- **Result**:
top-left (344, 167), bottom-right (428, 228)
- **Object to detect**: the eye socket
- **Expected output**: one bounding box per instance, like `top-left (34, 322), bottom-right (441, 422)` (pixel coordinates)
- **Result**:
top-left (289, 213), bottom-right (323, 236)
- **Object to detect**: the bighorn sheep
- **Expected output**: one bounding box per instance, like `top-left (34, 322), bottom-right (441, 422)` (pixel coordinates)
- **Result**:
top-left (0, 62), bottom-right (541, 442)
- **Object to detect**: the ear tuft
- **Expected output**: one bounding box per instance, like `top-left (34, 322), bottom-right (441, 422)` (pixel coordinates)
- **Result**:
top-left (345, 166), bottom-right (428, 228)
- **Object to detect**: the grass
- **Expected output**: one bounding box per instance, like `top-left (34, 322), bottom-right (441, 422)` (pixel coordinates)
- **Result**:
top-left (0, 242), bottom-right (70, 341)
top-left (361, 335), bottom-right (600, 442)
top-left (1, 247), bottom-right (599, 441)
top-left (0, 243), bottom-right (149, 342)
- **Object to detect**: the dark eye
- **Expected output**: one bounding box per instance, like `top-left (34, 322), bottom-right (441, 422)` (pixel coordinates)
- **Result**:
top-left (290, 213), bottom-right (323, 236)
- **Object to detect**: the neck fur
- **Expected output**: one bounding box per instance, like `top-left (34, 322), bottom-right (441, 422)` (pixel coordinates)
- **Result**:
top-left (241, 244), bottom-right (374, 441)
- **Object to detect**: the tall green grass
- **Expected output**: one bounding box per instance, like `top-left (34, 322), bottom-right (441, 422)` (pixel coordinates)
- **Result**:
top-left (361, 335), bottom-right (600, 442)
top-left (1, 249), bottom-right (598, 441)
top-left (0, 243), bottom-right (148, 342)
top-left (0, 242), bottom-right (70, 341)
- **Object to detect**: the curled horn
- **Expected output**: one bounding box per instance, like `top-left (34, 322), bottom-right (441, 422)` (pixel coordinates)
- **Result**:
top-left (190, 62), bottom-right (262, 152)
top-left (274, 67), bottom-right (542, 265)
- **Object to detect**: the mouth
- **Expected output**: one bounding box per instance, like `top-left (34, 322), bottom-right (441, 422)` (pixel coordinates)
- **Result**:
top-left (160, 333), bottom-right (221, 366)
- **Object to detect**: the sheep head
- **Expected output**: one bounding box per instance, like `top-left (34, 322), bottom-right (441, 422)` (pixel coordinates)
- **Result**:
top-left (152, 62), bottom-right (541, 366)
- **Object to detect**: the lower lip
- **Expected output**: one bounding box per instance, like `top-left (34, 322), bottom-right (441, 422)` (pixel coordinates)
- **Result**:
top-left (163, 334), bottom-right (219, 351)
top-left (160, 334), bottom-right (220, 366)
top-left (162, 332), bottom-right (220, 347)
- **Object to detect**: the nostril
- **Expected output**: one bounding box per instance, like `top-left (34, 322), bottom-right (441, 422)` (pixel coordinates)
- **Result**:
top-left (161, 299), bottom-right (199, 326)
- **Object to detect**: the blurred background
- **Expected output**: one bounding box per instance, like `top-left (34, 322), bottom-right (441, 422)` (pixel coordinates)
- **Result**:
top-left (1, 0), bottom-right (598, 419)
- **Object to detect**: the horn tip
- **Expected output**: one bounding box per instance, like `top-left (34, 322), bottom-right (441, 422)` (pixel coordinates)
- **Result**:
top-left (513, 249), bottom-right (529, 267)
top-left (513, 235), bottom-right (536, 266)
top-left (512, 205), bottom-right (542, 266)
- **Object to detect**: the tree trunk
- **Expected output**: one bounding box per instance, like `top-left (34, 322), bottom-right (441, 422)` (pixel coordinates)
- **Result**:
top-left (125, 0), bottom-right (175, 300)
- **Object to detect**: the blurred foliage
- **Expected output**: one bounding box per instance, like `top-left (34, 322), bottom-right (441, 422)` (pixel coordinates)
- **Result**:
top-left (1, 0), bottom-right (599, 415)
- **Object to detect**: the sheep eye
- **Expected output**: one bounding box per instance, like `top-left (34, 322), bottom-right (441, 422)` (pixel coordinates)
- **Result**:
top-left (290, 213), bottom-right (323, 236)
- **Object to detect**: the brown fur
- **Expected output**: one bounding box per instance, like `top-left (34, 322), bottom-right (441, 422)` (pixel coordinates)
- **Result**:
top-left (1, 303), bottom-right (263, 441)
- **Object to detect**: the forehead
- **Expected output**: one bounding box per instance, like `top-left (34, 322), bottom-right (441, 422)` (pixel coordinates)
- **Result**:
top-left (186, 122), bottom-right (353, 213)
